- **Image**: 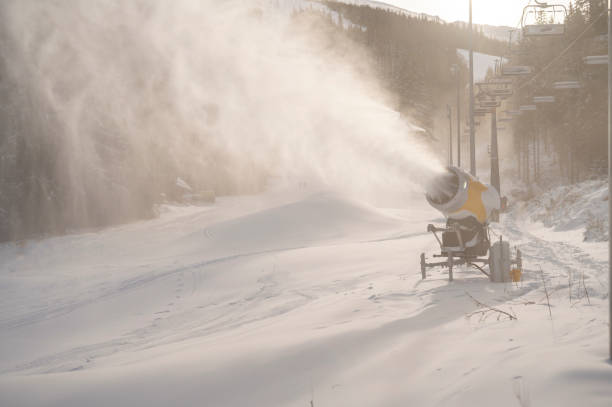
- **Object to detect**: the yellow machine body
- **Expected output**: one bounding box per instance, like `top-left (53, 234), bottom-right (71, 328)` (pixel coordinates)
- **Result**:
top-left (425, 166), bottom-right (500, 224)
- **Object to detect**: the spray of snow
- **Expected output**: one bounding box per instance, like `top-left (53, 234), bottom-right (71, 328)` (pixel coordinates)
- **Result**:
top-left (0, 0), bottom-right (444, 234)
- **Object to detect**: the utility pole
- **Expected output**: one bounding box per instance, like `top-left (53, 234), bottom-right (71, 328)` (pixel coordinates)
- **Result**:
top-left (490, 109), bottom-right (500, 222)
top-left (490, 109), bottom-right (500, 196)
top-left (570, 89), bottom-right (578, 184)
top-left (607, 0), bottom-right (611, 361)
top-left (469, 0), bottom-right (476, 176)
top-left (448, 104), bottom-right (453, 166)
top-left (533, 130), bottom-right (537, 183)
top-left (524, 137), bottom-right (527, 183)
top-left (536, 129), bottom-right (540, 181)
top-left (457, 68), bottom-right (462, 168)
top-left (520, 137), bottom-right (524, 182)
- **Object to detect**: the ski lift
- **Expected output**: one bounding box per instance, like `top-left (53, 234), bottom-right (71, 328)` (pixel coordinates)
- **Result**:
top-left (502, 65), bottom-right (533, 76)
top-left (479, 100), bottom-right (501, 108)
top-left (487, 78), bottom-right (514, 84)
top-left (476, 81), bottom-right (513, 89)
top-left (475, 80), bottom-right (513, 97)
top-left (583, 55), bottom-right (608, 65)
top-left (490, 88), bottom-right (514, 97)
top-left (519, 105), bottom-right (537, 111)
top-left (474, 107), bottom-right (495, 114)
top-left (533, 96), bottom-right (555, 103)
top-left (553, 80), bottom-right (581, 89)
top-left (521, 2), bottom-right (567, 37)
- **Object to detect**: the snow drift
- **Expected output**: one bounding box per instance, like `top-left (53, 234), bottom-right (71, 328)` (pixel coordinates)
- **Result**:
top-left (1, 186), bottom-right (611, 406)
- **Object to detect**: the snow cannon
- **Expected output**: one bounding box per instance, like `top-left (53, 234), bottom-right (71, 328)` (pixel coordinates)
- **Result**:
top-left (420, 166), bottom-right (521, 283)
top-left (425, 166), bottom-right (500, 225)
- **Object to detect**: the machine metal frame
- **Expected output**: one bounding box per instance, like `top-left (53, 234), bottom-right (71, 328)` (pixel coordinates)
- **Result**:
top-left (420, 223), bottom-right (522, 282)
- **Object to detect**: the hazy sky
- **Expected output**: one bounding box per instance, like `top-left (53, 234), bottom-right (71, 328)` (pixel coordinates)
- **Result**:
top-left (383, 0), bottom-right (571, 27)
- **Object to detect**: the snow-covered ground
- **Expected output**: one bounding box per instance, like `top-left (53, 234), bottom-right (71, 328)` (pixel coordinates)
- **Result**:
top-left (0, 182), bottom-right (610, 406)
top-left (520, 179), bottom-right (609, 242)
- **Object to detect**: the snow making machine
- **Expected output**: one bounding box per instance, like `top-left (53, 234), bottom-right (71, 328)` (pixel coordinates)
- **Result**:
top-left (420, 166), bottom-right (522, 282)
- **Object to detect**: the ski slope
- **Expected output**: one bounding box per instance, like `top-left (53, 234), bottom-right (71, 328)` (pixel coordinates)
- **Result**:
top-left (0, 183), bottom-right (610, 406)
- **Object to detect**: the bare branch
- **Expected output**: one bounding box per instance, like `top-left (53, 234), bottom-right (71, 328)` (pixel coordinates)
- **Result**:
top-left (539, 265), bottom-right (552, 320)
top-left (465, 292), bottom-right (517, 321)
top-left (582, 270), bottom-right (591, 306)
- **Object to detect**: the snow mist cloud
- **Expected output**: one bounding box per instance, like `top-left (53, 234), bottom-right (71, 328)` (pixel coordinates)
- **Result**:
top-left (0, 0), bottom-right (443, 236)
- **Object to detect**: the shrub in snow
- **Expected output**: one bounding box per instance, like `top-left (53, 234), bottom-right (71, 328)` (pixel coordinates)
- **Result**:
top-left (524, 179), bottom-right (608, 242)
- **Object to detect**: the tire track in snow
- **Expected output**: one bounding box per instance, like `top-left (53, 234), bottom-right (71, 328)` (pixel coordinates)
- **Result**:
top-left (0, 246), bottom-right (307, 330)
top-left (498, 211), bottom-right (608, 299)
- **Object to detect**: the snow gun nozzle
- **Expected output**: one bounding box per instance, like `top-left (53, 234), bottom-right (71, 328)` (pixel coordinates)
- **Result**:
top-left (425, 166), bottom-right (460, 206)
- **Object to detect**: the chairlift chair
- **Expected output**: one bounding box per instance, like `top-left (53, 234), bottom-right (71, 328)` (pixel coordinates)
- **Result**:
top-left (479, 100), bottom-right (501, 108)
top-left (487, 78), bottom-right (514, 85)
top-left (553, 80), bottom-right (581, 89)
top-left (583, 55), bottom-right (608, 65)
top-left (533, 96), bottom-right (555, 103)
top-left (502, 65), bottom-right (533, 76)
top-left (521, 2), bottom-right (567, 37)
top-left (490, 88), bottom-right (514, 97)
top-left (475, 81), bottom-right (513, 97)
